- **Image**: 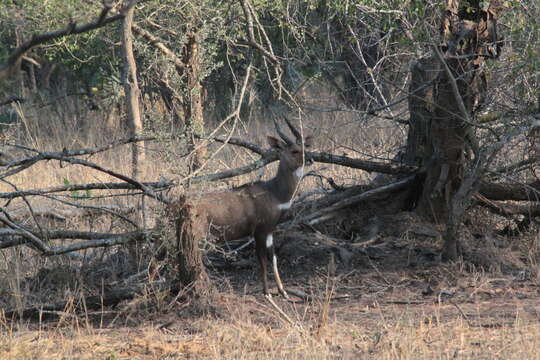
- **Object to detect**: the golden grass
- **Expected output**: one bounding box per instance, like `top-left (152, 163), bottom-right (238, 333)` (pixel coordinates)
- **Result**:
top-left (1, 296), bottom-right (540, 360)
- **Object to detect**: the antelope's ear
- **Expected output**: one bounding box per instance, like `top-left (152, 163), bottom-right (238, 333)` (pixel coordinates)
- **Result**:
top-left (267, 136), bottom-right (285, 149)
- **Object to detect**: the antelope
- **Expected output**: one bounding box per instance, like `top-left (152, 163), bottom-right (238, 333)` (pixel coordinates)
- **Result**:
top-left (174, 118), bottom-right (313, 299)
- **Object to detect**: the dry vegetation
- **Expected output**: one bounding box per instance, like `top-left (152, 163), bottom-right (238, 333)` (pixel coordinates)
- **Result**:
top-left (1, 89), bottom-right (539, 359)
top-left (0, 1), bottom-right (538, 358)
top-left (1, 266), bottom-right (540, 359)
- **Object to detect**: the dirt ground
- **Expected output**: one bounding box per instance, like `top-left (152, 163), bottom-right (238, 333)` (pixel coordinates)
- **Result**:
top-left (2, 216), bottom-right (539, 359)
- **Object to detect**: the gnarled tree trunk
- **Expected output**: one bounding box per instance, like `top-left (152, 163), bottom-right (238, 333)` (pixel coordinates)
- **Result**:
top-left (405, 0), bottom-right (506, 260)
top-left (168, 198), bottom-right (213, 300)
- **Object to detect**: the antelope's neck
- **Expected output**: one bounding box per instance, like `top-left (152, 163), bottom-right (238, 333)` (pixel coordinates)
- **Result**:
top-left (268, 161), bottom-right (303, 205)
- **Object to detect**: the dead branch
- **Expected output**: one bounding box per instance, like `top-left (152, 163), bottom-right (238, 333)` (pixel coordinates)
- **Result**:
top-left (3, 280), bottom-right (169, 321)
top-left (4, 135), bottom-right (154, 165)
top-left (0, 212), bottom-right (51, 252)
top-left (1, 148), bottom-right (170, 203)
top-left (479, 180), bottom-right (540, 201)
top-left (310, 151), bottom-right (417, 174)
top-left (0, 228), bottom-right (151, 253)
top-left (181, 148), bottom-right (415, 186)
top-left (0, 180), bottom-right (172, 200)
top-left (491, 155), bottom-right (540, 176)
top-left (9, 204), bottom-right (137, 221)
top-left (188, 150), bottom-right (279, 185)
top-left (475, 195), bottom-right (540, 218)
top-left (281, 184), bottom-right (373, 223)
top-left (210, 136), bottom-right (265, 155)
top-left (280, 176), bottom-right (415, 228)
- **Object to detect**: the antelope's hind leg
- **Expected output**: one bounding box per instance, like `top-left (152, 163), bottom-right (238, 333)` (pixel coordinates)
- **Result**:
top-left (255, 232), bottom-right (270, 297)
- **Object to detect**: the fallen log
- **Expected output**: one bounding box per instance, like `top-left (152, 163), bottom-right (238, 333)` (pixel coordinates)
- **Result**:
top-left (2, 281), bottom-right (169, 321)
top-left (479, 180), bottom-right (540, 202)
top-left (280, 176), bottom-right (415, 228)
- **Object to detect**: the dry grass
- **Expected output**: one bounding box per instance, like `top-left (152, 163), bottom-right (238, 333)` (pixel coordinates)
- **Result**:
top-left (1, 294), bottom-right (540, 360)
top-left (1, 85), bottom-right (539, 359)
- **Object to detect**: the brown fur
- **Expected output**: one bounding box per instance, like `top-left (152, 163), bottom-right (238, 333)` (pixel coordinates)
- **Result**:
top-left (172, 134), bottom-right (313, 297)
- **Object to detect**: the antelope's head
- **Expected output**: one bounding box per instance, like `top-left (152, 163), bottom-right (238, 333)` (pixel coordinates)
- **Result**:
top-left (268, 117), bottom-right (313, 175)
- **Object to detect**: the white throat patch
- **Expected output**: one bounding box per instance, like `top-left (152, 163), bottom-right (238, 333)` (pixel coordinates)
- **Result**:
top-left (277, 201), bottom-right (292, 210)
top-left (294, 167), bottom-right (304, 178)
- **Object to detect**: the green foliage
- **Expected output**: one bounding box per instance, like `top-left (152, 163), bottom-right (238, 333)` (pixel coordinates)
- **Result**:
top-left (0, 0), bottom-right (536, 126)
top-left (62, 177), bottom-right (91, 200)
top-left (0, 0), bottom-right (118, 92)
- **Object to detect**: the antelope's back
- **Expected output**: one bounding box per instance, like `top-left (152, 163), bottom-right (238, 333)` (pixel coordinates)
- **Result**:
top-left (190, 188), bottom-right (259, 241)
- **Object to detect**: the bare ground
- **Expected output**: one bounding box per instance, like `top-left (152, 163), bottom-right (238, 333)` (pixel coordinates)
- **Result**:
top-left (2, 217), bottom-right (539, 360)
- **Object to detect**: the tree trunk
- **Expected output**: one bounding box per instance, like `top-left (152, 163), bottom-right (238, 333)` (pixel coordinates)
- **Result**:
top-left (181, 31), bottom-right (206, 171)
top-left (169, 199), bottom-right (213, 300)
top-left (405, 0), bottom-right (506, 260)
top-left (121, 0), bottom-right (145, 179)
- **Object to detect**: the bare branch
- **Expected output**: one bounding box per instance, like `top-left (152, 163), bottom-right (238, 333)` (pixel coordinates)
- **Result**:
top-left (211, 136), bottom-right (265, 155)
top-left (490, 156), bottom-right (540, 177)
top-left (188, 151), bottom-right (279, 185)
top-left (2, 149), bottom-right (170, 203)
top-left (0, 212), bottom-right (51, 252)
top-left (238, 0), bottom-right (279, 65)
top-left (0, 228), bottom-right (151, 253)
top-left (0, 180), bottom-right (172, 200)
top-left (3, 280), bottom-right (169, 320)
top-left (132, 23), bottom-right (185, 72)
top-left (310, 151), bottom-right (417, 174)
top-left (475, 195), bottom-right (540, 218)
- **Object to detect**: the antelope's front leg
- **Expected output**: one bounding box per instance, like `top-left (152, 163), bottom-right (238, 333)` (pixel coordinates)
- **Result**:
top-left (266, 233), bottom-right (289, 300)
top-left (255, 233), bottom-right (270, 297)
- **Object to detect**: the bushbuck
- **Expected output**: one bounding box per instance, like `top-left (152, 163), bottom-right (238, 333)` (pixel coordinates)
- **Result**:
top-left (173, 118), bottom-right (313, 299)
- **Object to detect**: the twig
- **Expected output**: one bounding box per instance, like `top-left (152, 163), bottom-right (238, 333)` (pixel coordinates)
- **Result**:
top-left (265, 295), bottom-right (295, 326)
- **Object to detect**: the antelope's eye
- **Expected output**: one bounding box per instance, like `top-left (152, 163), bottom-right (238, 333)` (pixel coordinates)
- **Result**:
top-left (291, 150), bottom-right (300, 154)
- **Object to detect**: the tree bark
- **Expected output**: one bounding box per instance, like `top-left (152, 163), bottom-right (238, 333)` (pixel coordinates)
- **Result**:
top-left (121, 0), bottom-right (145, 179)
top-left (405, 0), bottom-right (506, 260)
top-left (169, 199), bottom-right (213, 299)
top-left (181, 31), bottom-right (206, 171)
